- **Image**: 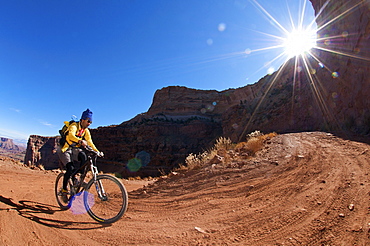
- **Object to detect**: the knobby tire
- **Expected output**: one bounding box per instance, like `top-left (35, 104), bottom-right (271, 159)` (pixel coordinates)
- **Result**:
top-left (84, 174), bottom-right (128, 224)
top-left (55, 172), bottom-right (72, 210)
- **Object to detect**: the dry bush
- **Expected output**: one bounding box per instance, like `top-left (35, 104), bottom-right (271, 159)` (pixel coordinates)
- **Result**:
top-left (234, 138), bottom-right (262, 155)
top-left (247, 130), bottom-right (263, 139)
top-left (179, 132), bottom-right (277, 171)
top-left (235, 131), bottom-right (277, 156)
top-left (259, 132), bottom-right (278, 141)
top-left (175, 163), bottom-right (188, 171)
top-left (182, 136), bottom-right (232, 171)
top-left (184, 152), bottom-right (209, 170)
top-left (246, 137), bottom-right (264, 154)
top-left (214, 137), bottom-right (232, 151)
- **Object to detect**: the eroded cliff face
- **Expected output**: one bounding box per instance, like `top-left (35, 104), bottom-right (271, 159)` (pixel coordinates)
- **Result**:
top-left (24, 0), bottom-right (370, 176)
top-left (24, 136), bottom-right (59, 170)
top-left (146, 84), bottom-right (267, 119)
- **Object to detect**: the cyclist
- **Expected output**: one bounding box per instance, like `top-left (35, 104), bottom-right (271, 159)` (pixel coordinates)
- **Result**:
top-left (58, 108), bottom-right (101, 202)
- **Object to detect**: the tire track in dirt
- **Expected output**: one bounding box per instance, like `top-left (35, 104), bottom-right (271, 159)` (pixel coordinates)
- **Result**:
top-left (0, 132), bottom-right (369, 245)
top-left (130, 132), bottom-right (370, 245)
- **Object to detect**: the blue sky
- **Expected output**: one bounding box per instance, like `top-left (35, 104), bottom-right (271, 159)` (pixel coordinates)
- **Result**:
top-left (0, 0), bottom-right (316, 141)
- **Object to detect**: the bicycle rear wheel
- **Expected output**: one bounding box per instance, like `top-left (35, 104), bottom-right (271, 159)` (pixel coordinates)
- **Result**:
top-left (55, 172), bottom-right (73, 210)
top-left (84, 174), bottom-right (128, 224)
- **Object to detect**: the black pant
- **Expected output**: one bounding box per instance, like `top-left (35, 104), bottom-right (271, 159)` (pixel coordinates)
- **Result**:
top-left (62, 151), bottom-right (87, 189)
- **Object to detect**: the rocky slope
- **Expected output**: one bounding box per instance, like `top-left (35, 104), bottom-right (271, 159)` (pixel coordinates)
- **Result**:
top-left (24, 0), bottom-right (370, 175)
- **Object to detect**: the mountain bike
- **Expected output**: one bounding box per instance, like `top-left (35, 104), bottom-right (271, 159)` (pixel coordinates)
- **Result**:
top-left (55, 148), bottom-right (128, 224)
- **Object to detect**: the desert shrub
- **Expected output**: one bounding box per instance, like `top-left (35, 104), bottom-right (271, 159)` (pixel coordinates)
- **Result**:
top-left (185, 152), bottom-right (209, 170)
top-left (236, 131), bottom-right (277, 156)
top-left (259, 132), bottom-right (277, 141)
top-left (182, 136), bottom-right (232, 171)
top-left (180, 132), bottom-right (277, 171)
top-left (213, 136), bottom-right (232, 151)
top-left (245, 137), bottom-right (264, 154)
top-left (234, 138), bottom-right (262, 155)
top-left (175, 163), bottom-right (187, 171)
top-left (247, 130), bottom-right (263, 139)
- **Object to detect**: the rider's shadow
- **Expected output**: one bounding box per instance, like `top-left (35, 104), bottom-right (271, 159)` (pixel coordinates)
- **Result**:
top-left (0, 195), bottom-right (109, 230)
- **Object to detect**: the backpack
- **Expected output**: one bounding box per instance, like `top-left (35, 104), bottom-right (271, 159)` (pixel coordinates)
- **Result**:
top-left (59, 120), bottom-right (76, 146)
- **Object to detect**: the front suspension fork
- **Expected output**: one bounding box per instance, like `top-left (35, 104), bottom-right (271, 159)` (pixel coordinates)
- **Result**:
top-left (91, 163), bottom-right (107, 200)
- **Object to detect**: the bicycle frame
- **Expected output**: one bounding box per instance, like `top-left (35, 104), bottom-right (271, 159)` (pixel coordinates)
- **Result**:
top-left (70, 152), bottom-right (107, 200)
top-left (68, 152), bottom-right (95, 190)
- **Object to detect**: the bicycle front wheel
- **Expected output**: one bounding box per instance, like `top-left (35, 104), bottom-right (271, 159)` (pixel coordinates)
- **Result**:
top-left (84, 174), bottom-right (128, 224)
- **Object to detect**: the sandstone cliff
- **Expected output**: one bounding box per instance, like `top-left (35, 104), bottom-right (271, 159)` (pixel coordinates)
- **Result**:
top-left (24, 0), bottom-right (370, 176)
top-left (24, 135), bottom-right (60, 170)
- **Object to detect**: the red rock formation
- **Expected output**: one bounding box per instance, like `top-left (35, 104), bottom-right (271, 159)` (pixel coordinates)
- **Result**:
top-left (24, 135), bottom-right (60, 170)
top-left (0, 137), bottom-right (21, 152)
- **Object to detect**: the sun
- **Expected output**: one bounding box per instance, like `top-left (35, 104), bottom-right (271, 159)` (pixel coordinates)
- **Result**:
top-left (283, 27), bottom-right (317, 58)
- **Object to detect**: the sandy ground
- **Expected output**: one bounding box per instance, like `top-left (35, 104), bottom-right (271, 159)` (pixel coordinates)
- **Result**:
top-left (0, 132), bottom-right (369, 245)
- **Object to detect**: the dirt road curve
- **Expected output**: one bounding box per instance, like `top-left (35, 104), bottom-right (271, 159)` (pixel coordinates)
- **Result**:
top-left (0, 132), bottom-right (369, 245)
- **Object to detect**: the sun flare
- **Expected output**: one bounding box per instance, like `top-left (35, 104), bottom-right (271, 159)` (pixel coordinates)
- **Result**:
top-left (283, 27), bottom-right (317, 58)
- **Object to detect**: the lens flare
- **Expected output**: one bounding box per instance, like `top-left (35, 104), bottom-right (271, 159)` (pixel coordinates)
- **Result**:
top-left (218, 23), bottom-right (226, 32)
top-left (332, 72), bottom-right (339, 78)
top-left (283, 28), bottom-right (316, 58)
top-left (267, 67), bottom-right (275, 75)
top-left (135, 151), bottom-right (151, 167)
top-left (207, 38), bottom-right (213, 46)
top-left (69, 191), bottom-right (94, 215)
top-left (127, 158), bottom-right (142, 172)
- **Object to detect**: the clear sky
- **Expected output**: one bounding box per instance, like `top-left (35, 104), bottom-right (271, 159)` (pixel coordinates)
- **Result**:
top-left (0, 0), bottom-right (316, 141)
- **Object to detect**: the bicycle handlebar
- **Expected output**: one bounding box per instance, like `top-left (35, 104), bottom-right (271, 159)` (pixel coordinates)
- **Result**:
top-left (82, 146), bottom-right (104, 157)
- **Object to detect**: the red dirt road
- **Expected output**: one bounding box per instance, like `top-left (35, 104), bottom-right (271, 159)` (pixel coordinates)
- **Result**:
top-left (0, 132), bottom-right (369, 245)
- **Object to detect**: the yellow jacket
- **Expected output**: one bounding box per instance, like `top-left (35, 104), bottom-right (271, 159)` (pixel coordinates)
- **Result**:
top-left (61, 121), bottom-right (99, 153)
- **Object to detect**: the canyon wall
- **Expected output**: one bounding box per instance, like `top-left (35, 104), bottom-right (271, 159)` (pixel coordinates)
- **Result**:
top-left (24, 0), bottom-right (370, 176)
top-left (24, 136), bottom-right (60, 170)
